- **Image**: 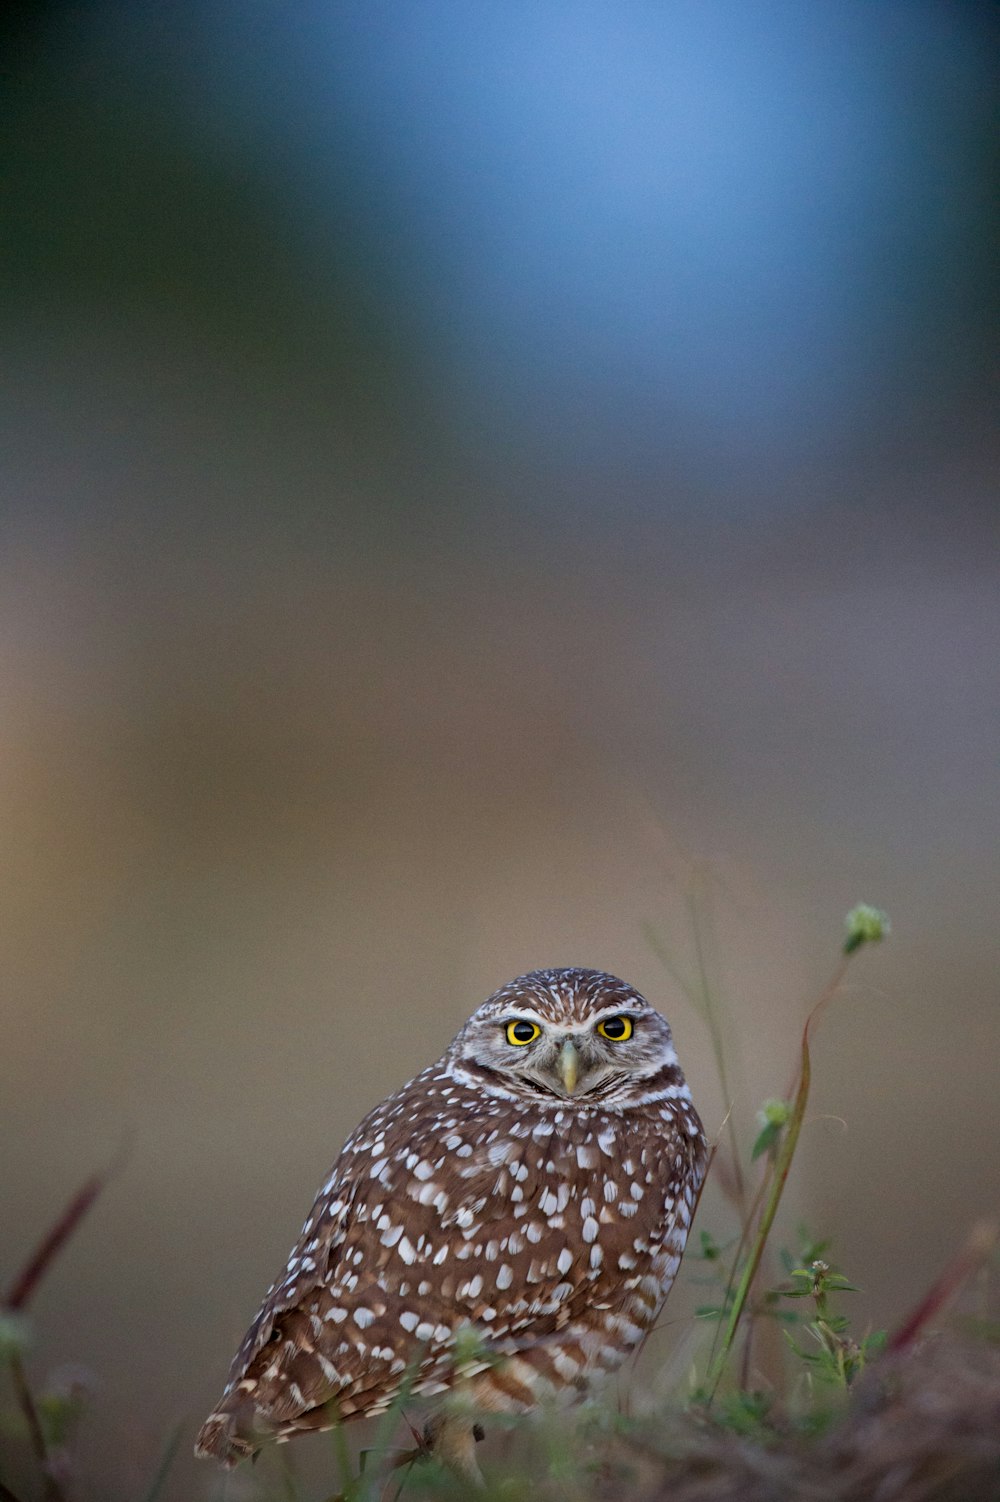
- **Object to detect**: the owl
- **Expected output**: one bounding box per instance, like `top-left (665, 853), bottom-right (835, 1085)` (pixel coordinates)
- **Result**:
top-left (195, 967), bottom-right (706, 1477)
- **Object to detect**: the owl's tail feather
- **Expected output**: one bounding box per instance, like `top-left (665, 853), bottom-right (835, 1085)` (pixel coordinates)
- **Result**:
top-left (194, 1392), bottom-right (262, 1468)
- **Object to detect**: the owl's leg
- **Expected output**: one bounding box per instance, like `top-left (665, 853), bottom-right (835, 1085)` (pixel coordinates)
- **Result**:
top-left (422, 1411), bottom-right (485, 1486)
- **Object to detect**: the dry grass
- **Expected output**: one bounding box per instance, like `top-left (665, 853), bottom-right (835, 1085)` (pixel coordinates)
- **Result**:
top-left (583, 1336), bottom-right (1000, 1502)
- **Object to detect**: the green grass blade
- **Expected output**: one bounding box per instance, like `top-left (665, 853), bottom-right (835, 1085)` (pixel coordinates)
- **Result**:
top-left (138, 1420), bottom-right (185, 1502)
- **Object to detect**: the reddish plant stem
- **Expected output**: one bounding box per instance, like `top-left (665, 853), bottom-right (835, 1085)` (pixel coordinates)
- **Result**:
top-left (3, 1155), bottom-right (123, 1502)
top-left (887, 1221), bottom-right (998, 1354)
top-left (6, 1170), bottom-right (111, 1311)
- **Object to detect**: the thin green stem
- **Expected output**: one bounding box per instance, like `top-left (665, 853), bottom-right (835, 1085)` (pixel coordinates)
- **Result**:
top-left (139, 1420), bottom-right (185, 1502)
top-left (687, 892), bottom-right (748, 1220)
top-left (325, 1402), bottom-right (357, 1502)
top-left (644, 888), bottom-right (749, 1223)
top-left (704, 956), bottom-right (850, 1400)
top-left (8, 1354), bottom-right (65, 1502)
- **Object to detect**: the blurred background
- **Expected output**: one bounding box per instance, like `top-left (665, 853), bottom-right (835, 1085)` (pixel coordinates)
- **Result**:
top-left (1, 1), bottom-right (998, 1496)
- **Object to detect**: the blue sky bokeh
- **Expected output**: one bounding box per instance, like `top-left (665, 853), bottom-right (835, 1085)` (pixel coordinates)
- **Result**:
top-left (169, 0), bottom-right (996, 486)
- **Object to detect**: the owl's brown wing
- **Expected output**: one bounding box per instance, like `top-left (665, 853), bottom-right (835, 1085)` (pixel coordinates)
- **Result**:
top-left (223, 1065), bottom-right (420, 1392)
top-left (222, 1181), bottom-right (354, 1392)
top-left (195, 1094), bottom-right (397, 1465)
top-left (197, 1066), bottom-right (703, 1465)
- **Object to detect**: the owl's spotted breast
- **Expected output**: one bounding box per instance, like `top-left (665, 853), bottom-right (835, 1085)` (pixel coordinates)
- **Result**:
top-left (196, 968), bottom-right (706, 1469)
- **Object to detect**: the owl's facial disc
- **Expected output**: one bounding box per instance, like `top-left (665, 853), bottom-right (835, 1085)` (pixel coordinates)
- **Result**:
top-left (467, 1010), bottom-right (655, 1101)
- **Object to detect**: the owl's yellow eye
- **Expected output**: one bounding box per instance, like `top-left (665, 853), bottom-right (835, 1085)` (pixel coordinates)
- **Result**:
top-left (597, 1015), bottom-right (633, 1042)
top-left (505, 1019), bottom-right (541, 1046)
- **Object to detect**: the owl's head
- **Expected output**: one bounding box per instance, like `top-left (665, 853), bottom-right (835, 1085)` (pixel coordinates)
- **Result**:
top-left (446, 967), bottom-right (685, 1108)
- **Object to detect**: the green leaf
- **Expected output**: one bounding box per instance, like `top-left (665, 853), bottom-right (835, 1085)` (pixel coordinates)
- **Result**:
top-left (0, 1313), bottom-right (32, 1364)
top-left (751, 1121), bottom-right (782, 1160)
top-left (699, 1230), bottom-right (722, 1260)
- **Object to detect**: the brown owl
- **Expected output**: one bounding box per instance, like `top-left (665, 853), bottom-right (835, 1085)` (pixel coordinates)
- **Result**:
top-left (195, 967), bottom-right (706, 1477)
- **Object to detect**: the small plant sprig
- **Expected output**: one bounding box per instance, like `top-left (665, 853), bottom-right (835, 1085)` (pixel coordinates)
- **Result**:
top-left (779, 1255), bottom-right (886, 1389)
top-left (1, 1167), bottom-right (114, 1502)
top-left (694, 1225), bottom-right (884, 1433)
top-left (700, 903), bottom-right (890, 1401)
top-left (690, 1229), bottom-right (741, 1327)
top-left (0, 1151), bottom-right (140, 1502)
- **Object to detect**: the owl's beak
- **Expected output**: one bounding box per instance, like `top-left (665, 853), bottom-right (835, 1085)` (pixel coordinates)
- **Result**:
top-left (558, 1038), bottom-right (580, 1095)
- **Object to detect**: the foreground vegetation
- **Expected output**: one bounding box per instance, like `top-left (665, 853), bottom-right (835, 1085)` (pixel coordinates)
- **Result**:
top-left (3, 902), bottom-right (999, 1501)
